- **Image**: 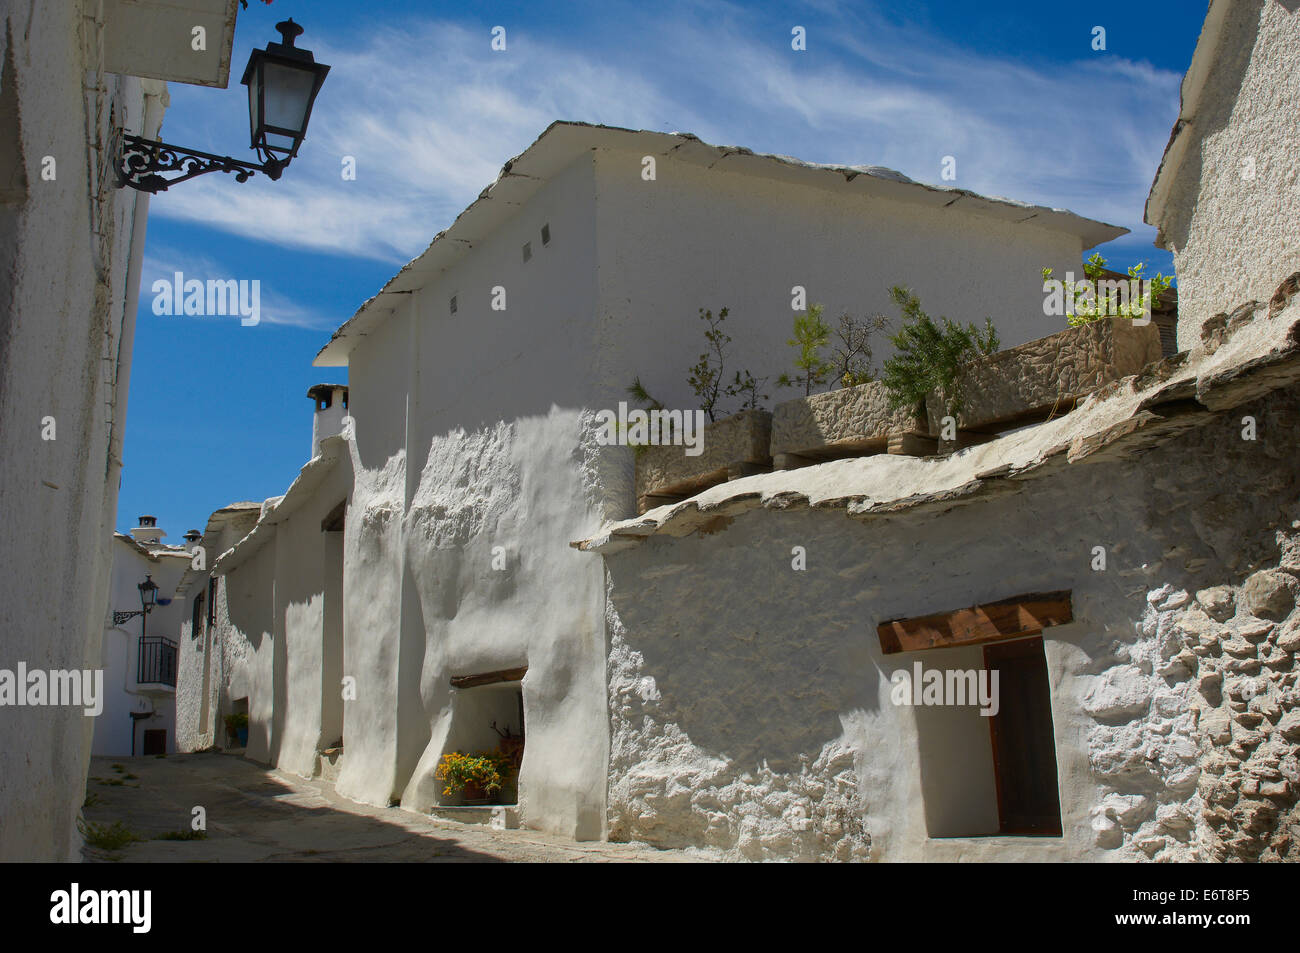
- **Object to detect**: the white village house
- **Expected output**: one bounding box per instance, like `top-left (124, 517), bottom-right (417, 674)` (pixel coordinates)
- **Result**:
top-left (92, 518), bottom-right (193, 757)
top-left (173, 119), bottom-right (1125, 839)
top-left (174, 0), bottom-right (1300, 861)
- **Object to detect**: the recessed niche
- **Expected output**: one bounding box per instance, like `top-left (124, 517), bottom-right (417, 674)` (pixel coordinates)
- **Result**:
top-left (438, 674), bottom-right (525, 807)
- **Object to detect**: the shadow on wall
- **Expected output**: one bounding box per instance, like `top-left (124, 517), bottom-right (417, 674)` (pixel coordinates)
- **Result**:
top-left (1157, 2), bottom-right (1259, 251)
top-left (395, 561), bottom-right (432, 798)
top-left (226, 557), bottom-right (274, 759)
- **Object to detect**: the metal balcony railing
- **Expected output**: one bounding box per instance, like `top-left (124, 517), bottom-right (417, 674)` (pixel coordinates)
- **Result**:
top-left (137, 635), bottom-right (178, 687)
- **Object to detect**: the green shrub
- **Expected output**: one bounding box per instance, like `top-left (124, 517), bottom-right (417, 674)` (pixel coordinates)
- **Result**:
top-left (880, 286), bottom-right (999, 418)
top-left (776, 305), bottom-right (834, 396)
top-left (629, 306), bottom-right (768, 424)
top-left (1042, 253), bottom-right (1173, 326)
top-left (78, 819), bottom-right (141, 851)
top-left (778, 305), bottom-right (891, 395)
top-left (155, 829), bottom-right (208, 841)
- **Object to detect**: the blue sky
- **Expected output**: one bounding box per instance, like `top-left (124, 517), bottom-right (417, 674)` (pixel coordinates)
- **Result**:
top-left (117, 0), bottom-right (1206, 540)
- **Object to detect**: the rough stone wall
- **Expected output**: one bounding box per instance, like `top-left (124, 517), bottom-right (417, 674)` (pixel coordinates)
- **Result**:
top-left (1179, 575), bottom-right (1298, 861)
top-left (1091, 567), bottom-right (1300, 862)
top-left (771, 381), bottom-right (921, 458)
top-left (636, 409), bottom-right (772, 500)
top-left (933, 318), bottom-right (1163, 433)
top-left (604, 385), bottom-right (1300, 861)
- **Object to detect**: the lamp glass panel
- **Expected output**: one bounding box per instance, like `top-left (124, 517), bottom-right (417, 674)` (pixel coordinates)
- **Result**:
top-left (262, 61), bottom-right (316, 147)
top-left (247, 65), bottom-right (261, 147)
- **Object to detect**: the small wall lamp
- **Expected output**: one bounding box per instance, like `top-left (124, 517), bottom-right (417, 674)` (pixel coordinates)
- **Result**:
top-left (114, 19), bottom-right (330, 194)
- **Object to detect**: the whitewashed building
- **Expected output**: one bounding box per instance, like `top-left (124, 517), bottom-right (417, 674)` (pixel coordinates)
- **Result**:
top-left (176, 2), bottom-right (1300, 861)
top-left (173, 501), bottom-right (262, 754)
top-left (1144, 0), bottom-right (1300, 346)
top-left (0, 0), bottom-right (240, 861)
top-left (575, 0), bottom-right (1300, 861)
top-left (92, 518), bottom-right (192, 756)
top-left (180, 121), bottom-right (1128, 843)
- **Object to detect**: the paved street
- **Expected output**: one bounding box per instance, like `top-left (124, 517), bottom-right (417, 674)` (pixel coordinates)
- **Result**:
top-left (81, 752), bottom-right (694, 863)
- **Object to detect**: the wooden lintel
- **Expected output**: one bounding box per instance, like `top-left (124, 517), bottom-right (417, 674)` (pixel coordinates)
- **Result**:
top-left (877, 590), bottom-right (1072, 655)
top-left (450, 666), bottom-right (528, 689)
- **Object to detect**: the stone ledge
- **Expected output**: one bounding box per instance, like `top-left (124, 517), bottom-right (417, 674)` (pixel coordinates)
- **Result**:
top-left (634, 409), bottom-right (771, 513)
top-left (926, 316), bottom-right (1163, 435)
top-left (770, 380), bottom-right (926, 466)
top-left (431, 805), bottom-right (520, 830)
top-left (575, 292), bottom-right (1300, 552)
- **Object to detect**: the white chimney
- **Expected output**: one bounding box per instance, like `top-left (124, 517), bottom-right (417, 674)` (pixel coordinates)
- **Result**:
top-left (308, 383), bottom-right (349, 458)
top-left (129, 515), bottom-right (165, 546)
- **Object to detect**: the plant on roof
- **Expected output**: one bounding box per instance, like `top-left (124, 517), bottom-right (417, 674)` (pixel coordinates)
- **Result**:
top-left (830, 310), bottom-right (891, 388)
top-left (621, 377), bottom-right (666, 455)
top-left (726, 368), bottom-right (770, 412)
top-left (1042, 253), bottom-right (1173, 326)
top-left (880, 285), bottom-right (1000, 419)
top-left (628, 305), bottom-right (768, 425)
top-left (688, 306), bottom-right (763, 421)
top-left (777, 305), bottom-right (892, 394)
top-left (776, 305), bottom-right (834, 396)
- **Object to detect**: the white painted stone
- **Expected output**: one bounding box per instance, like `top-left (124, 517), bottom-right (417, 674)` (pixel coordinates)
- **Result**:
top-left (0, 4), bottom-right (172, 860)
top-left (1083, 666), bottom-right (1153, 721)
top-left (1100, 793), bottom-right (1152, 828)
top-left (1146, 0), bottom-right (1300, 346)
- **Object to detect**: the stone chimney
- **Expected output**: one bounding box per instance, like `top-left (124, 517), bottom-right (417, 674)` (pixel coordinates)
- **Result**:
top-left (308, 383), bottom-right (349, 458)
top-left (129, 515), bottom-right (164, 546)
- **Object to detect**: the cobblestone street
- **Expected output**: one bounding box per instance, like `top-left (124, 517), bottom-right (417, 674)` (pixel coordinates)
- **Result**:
top-left (81, 753), bottom-right (695, 863)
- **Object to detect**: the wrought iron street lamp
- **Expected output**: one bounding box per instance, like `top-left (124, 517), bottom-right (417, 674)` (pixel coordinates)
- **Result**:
top-left (115, 19), bottom-right (330, 193)
top-left (113, 574), bottom-right (159, 629)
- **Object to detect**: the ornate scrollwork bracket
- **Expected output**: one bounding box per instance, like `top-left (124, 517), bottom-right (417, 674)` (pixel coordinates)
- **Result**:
top-left (114, 134), bottom-right (285, 194)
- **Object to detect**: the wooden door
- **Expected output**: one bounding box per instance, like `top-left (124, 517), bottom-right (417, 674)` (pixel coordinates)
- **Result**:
top-left (983, 637), bottom-right (1062, 835)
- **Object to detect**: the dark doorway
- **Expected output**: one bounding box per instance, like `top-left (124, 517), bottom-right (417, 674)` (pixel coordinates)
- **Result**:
top-left (142, 729), bottom-right (167, 756)
top-left (321, 508), bottom-right (345, 752)
top-left (983, 637), bottom-right (1062, 835)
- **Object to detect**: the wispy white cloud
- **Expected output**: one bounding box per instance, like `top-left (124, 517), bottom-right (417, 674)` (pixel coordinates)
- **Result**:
top-left (148, 4), bottom-right (1182, 266)
top-left (141, 252), bottom-right (329, 329)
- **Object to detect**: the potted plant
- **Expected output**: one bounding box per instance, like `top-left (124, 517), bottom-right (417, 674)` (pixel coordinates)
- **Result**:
top-left (223, 712), bottom-right (249, 748)
top-left (435, 751), bottom-right (513, 804)
top-left (627, 306), bottom-right (773, 512)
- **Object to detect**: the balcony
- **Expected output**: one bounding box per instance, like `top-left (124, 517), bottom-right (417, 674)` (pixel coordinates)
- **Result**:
top-left (137, 635), bottom-right (178, 690)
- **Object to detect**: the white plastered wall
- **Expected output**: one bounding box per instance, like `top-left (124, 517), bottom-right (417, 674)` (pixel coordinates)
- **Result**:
top-left (1152, 0), bottom-right (1300, 345)
top-left (0, 2), bottom-right (163, 860)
